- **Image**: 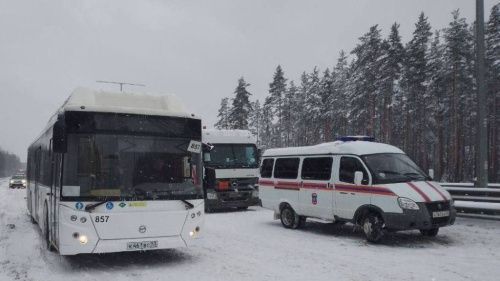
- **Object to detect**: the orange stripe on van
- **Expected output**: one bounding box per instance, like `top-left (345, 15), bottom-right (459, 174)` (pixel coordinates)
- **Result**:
top-left (425, 181), bottom-right (448, 201)
top-left (334, 184), bottom-right (396, 196)
top-left (406, 182), bottom-right (431, 202)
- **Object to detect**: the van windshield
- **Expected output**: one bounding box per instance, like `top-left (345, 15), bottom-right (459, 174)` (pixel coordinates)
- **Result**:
top-left (361, 153), bottom-right (429, 184)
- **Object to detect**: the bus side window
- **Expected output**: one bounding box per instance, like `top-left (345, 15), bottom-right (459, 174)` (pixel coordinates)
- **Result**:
top-left (274, 158), bottom-right (300, 179)
top-left (339, 157), bottom-right (368, 185)
top-left (261, 159), bottom-right (274, 178)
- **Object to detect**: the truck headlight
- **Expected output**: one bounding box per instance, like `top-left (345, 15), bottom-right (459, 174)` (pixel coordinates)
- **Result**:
top-left (398, 197), bottom-right (419, 210)
top-left (206, 191), bottom-right (217, 200)
top-left (449, 199), bottom-right (454, 207)
top-left (252, 190), bottom-right (259, 198)
top-left (9, 180), bottom-right (14, 184)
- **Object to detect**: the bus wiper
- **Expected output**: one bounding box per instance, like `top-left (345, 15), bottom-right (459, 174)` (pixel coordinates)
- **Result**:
top-left (180, 199), bottom-right (194, 209)
top-left (85, 200), bottom-right (108, 212)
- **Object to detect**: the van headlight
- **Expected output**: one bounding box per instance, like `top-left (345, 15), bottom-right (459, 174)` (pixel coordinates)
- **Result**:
top-left (449, 199), bottom-right (454, 207)
top-left (21, 180), bottom-right (26, 184)
top-left (398, 197), bottom-right (420, 210)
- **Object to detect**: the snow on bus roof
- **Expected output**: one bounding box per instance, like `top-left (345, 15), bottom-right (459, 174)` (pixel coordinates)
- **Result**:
top-left (203, 129), bottom-right (257, 144)
top-left (262, 141), bottom-right (404, 157)
top-left (59, 87), bottom-right (197, 119)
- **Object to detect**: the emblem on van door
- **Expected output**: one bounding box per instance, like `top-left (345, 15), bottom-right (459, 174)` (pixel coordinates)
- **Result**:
top-left (138, 225), bottom-right (147, 233)
top-left (231, 181), bottom-right (238, 188)
top-left (312, 193), bottom-right (318, 205)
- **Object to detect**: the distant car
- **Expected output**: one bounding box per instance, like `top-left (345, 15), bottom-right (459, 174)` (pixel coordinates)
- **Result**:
top-left (9, 174), bottom-right (26, 188)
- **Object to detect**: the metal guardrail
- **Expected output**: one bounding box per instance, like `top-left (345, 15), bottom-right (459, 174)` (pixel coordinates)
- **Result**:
top-left (441, 183), bottom-right (500, 216)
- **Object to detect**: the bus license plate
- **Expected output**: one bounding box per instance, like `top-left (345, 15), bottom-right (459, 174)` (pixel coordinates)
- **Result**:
top-left (127, 241), bottom-right (158, 251)
top-left (432, 211), bottom-right (450, 218)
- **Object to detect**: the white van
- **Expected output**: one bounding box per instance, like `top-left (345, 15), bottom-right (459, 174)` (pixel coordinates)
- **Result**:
top-left (259, 137), bottom-right (456, 242)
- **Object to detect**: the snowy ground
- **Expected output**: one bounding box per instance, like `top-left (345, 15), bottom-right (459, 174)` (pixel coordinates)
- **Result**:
top-left (1, 177), bottom-right (500, 281)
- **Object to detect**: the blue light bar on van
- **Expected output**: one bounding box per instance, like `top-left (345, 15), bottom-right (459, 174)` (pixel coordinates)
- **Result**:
top-left (337, 136), bottom-right (375, 142)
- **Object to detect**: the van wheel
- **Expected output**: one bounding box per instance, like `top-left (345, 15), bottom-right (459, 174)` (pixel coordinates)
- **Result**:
top-left (43, 206), bottom-right (55, 252)
top-left (280, 205), bottom-right (301, 229)
top-left (420, 227), bottom-right (439, 237)
top-left (362, 213), bottom-right (384, 243)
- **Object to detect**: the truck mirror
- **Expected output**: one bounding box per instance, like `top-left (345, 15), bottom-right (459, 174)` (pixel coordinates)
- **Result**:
top-left (53, 118), bottom-right (67, 153)
top-left (354, 171), bottom-right (364, 186)
top-left (428, 169), bottom-right (434, 180)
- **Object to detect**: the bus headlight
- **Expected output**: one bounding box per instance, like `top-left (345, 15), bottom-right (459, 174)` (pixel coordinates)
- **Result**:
top-left (189, 226), bottom-right (201, 237)
top-left (398, 197), bottom-right (419, 210)
top-left (79, 235), bottom-right (88, 245)
top-left (252, 190), bottom-right (259, 198)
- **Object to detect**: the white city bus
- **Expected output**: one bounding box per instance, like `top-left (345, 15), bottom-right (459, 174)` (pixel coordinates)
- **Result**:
top-left (26, 88), bottom-right (204, 255)
top-left (202, 129), bottom-right (260, 212)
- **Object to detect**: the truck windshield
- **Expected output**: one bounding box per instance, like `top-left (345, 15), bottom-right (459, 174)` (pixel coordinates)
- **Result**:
top-left (62, 134), bottom-right (203, 201)
top-left (205, 143), bottom-right (258, 168)
top-left (361, 153), bottom-right (429, 184)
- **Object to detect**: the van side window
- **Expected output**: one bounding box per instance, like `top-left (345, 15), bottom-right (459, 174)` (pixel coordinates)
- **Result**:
top-left (274, 158), bottom-right (300, 179)
top-left (260, 159), bottom-right (274, 178)
top-left (301, 157), bottom-right (332, 180)
top-left (339, 157), bottom-right (369, 185)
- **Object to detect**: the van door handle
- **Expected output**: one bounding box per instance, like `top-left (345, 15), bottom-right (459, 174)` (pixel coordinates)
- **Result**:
top-left (339, 192), bottom-right (348, 195)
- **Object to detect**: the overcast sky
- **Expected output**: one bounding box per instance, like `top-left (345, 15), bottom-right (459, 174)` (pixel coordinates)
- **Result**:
top-left (0, 0), bottom-right (497, 160)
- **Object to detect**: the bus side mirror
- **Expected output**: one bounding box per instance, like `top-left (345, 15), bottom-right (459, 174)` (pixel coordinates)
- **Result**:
top-left (53, 119), bottom-right (67, 153)
top-left (428, 169), bottom-right (434, 180)
top-left (354, 171), bottom-right (363, 186)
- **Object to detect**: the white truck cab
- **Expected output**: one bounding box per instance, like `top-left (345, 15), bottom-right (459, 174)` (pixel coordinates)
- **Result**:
top-left (259, 136), bottom-right (456, 242)
top-left (202, 129), bottom-right (260, 211)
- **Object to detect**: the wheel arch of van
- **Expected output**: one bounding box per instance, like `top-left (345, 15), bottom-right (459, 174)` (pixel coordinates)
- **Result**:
top-left (352, 204), bottom-right (385, 224)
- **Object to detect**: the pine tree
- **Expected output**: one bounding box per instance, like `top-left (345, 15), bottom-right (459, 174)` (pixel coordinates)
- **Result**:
top-left (228, 77), bottom-right (252, 130)
top-left (269, 65), bottom-right (288, 147)
top-left (319, 68), bottom-right (334, 141)
top-left (426, 31), bottom-right (448, 180)
top-left (442, 9), bottom-right (475, 181)
top-left (332, 50), bottom-right (350, 138)
top-left (401, 12), bottom-right (432, 165)
top-left (283, 81), bottom-right (298, 146)
top-left (349, 25), bottom-right (383, 136)
top-left (486, 4), bottom-right (500, 182)
top-left (214, 97), bottom-right (231, 129)
top-left (248, 100), bottom-right (262, 144)
top-left (378, 23), bottom-right (404, 143)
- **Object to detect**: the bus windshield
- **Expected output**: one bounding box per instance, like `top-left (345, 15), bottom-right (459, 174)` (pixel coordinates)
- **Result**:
top-left (62, 134), bottom-right (203, 201)
top-left (205, 143), bottom-right (258, 168)
top-left (361, 153), bottom-right (429, 184)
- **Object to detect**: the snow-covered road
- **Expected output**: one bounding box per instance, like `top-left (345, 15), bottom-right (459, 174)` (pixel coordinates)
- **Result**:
top-left (1, 177), bottom-right (500, 281)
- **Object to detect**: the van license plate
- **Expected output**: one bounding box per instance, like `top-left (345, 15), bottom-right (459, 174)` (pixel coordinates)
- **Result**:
top-left (432, 211), bottom-right (450, 218)
top-left (127, 241), bottom-right (158, 250)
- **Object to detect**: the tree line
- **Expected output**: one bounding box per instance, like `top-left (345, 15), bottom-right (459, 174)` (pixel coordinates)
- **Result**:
top-left (215, 7), bottom-right (499, 183)
top-left (0, 147), bottom-right (22, 177)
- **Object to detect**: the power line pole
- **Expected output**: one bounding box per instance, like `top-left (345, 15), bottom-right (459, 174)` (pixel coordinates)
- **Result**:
top-left (96, 80), bottom-right (145, 92)
top-left (475, 0), bottom-right (488, 188)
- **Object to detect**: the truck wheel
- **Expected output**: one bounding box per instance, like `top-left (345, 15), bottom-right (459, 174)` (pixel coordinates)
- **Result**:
top-left (280, 205), bottom-right (301, 229)
top-left (420, 227), bottom-right (439, 237)
top-left (362, 213), bottom-right (384, 243)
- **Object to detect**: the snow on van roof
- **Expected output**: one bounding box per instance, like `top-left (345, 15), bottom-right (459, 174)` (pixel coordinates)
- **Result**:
top-left (203, 129), bottom-right (257, 144)
top-left (59, 87), bottom-right (197, 119)
top-left (262, 140), bottom-right (404, 157)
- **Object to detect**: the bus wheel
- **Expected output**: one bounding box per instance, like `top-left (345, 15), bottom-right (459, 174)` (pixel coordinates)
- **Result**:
top-left (420, 227), bottom-right (439, 237)
top-left (280, 205), bottom-right (301, 229)
top-left (43, 206), bottom-right (55, 252)
top-left (362, 213), bottom-right (384, 243)
top-left (30, 214), bottom-right (36, 224)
